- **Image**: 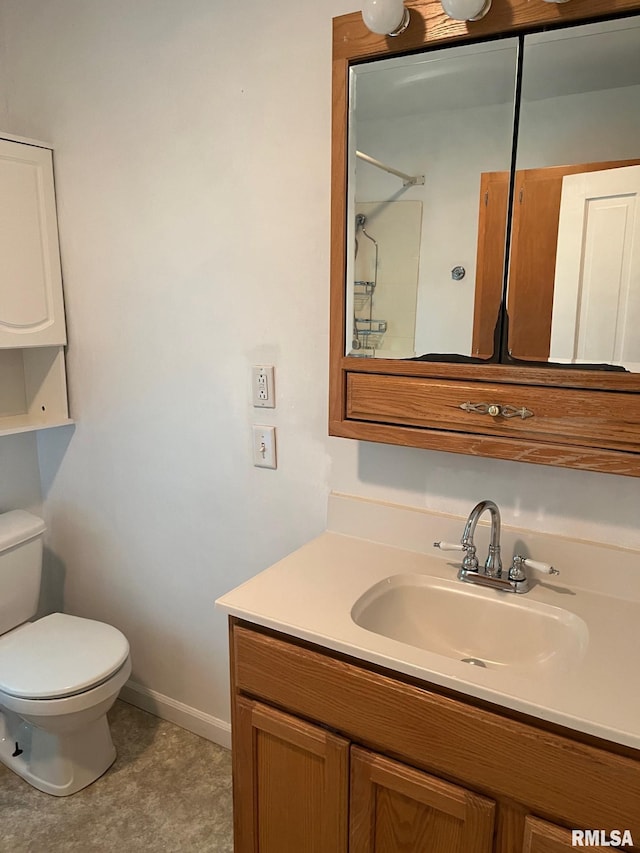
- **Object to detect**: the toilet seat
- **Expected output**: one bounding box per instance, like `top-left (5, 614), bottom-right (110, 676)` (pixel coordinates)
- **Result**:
top-left (0, 613), bottom-right (130, 700)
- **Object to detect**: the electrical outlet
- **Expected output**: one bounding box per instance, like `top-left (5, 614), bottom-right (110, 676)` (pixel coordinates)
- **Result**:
top-left (252, 365), bottom-right (275, 408)
top-left (252, 425), bottom-right (277, 469)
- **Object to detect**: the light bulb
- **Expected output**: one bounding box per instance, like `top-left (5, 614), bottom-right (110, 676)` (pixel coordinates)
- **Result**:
top-left (362, 0), bottom-right (410, 36)
top-left (440, 0), bottom-right (492, 21)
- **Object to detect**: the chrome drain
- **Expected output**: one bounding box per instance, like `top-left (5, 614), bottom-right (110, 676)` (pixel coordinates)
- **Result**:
top-left (461, 657), bottom-right (487, 667)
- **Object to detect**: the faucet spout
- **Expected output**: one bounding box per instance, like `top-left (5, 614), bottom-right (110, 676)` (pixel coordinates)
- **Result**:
top-left (462, 500), bottom-right (502, 578)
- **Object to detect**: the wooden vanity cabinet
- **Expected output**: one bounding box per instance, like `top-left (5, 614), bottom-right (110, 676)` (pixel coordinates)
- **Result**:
top-left (230, 619), bottom-right (640, 852)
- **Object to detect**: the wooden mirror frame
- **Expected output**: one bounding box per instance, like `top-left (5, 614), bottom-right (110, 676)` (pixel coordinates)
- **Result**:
top-left (329, 0), bottom-right (640, 477)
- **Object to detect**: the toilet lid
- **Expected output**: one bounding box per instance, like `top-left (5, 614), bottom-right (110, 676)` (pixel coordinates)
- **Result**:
top-left (0, 613), bottom-right (130, 700)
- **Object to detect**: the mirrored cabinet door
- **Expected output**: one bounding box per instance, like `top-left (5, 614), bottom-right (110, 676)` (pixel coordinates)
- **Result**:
top-left (346, 40), bottom-right (519, 360)
top-left (507, 17), bottom-right (640, 372)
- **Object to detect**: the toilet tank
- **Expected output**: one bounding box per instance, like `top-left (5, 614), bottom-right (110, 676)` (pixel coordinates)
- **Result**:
top-left (0, 510), bottom-right (46, 635)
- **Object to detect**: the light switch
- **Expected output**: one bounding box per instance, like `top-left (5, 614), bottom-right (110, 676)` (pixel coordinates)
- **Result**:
top-left (252, 425), bottom-right (277, 469)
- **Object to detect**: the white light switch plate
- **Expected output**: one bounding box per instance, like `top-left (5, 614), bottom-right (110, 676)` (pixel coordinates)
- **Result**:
top-left (252, 425), bottom-right (277, 469)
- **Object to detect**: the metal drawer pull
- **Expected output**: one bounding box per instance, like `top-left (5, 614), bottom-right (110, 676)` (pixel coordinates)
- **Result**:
top-left (501, 404), bottom-right (534, 420)
top-left (460, 402), bottom-right (534, 420)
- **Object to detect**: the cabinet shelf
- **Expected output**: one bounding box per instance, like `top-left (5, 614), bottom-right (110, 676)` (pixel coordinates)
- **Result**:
top-left (0, 417), bottom-right (74, 437)
top-left (0, 346), bottom-right (71, 436)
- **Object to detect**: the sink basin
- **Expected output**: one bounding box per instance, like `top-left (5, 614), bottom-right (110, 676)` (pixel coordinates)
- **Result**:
top-left (351, 574), bottom-right (588, 675)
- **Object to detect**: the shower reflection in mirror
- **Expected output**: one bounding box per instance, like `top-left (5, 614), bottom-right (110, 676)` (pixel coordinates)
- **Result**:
top-left (346, 40), bottom-right (518, 360)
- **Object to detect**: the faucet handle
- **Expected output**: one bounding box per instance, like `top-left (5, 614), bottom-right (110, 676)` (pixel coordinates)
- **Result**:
top-left (523, 558), bottom-right (559, 576)
top-left (433, 541), bottom-right (465, 551)
top-left (435, 540), bottom-right (479, 571)
top-left (509, 554), bottom-right (559, 583)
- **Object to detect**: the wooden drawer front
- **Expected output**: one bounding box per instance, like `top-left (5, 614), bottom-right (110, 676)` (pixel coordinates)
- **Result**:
top-left (346, 373), bottom-right (640, 451)
top-left (232, 624), bottom-right (640, 836)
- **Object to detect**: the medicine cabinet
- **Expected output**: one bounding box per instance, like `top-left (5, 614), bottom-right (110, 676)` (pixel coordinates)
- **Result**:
top-left (329, 0), bottom-right (640, 476)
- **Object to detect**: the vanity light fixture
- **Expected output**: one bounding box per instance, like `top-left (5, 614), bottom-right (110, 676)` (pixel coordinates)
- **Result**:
top-left (361, 0), bottom-right (410, 36)
top-left (440, 0), bottom-right (492, 21)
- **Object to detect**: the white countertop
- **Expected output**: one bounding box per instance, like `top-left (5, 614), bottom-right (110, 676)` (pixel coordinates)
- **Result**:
top-left (216, 495), bottom-right (640, 750)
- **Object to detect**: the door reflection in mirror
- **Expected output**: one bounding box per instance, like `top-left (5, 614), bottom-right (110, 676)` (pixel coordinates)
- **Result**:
top-left (508, 18), bottom-right (640, 370)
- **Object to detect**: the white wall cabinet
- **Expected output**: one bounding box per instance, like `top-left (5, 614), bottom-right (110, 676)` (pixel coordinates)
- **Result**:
top-left (0, 135), bottom-right (72, 435)
top-left (0, 137), bottom-right (66, 347)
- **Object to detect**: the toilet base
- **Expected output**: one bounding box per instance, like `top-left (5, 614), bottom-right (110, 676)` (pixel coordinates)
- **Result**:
top-left (0, 707), bottom-right (116, 796)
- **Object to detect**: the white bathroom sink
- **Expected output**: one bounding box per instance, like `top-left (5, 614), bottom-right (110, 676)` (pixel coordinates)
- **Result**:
top-left (351, 573), bottom-right (588, 675)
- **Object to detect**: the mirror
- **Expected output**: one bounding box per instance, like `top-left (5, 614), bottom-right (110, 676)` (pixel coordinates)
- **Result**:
top-left (508, 18), bottom-right (640, 372)
top-left (346, 15), bottom-right (640, 372)
top-left (347, 39), bottom-right (519, 359)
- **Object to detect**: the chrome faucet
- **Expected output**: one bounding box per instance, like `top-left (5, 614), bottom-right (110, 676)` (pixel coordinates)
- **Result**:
top-left (434, 499), bottom-right (559, 594)
top-left (461, 499), bottom-right (502, 579)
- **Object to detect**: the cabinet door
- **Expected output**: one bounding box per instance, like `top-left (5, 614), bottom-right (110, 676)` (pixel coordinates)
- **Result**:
top-left (350, 746), bottom-right (495, 853)
top-left (0, 139), bottom-right (66, 347)
top-left (523, 816), bottom-right (638, 852)
top-left (233, 697), bottom-right (349, 853)
top-left (522, 816), bottom-right (579, 852)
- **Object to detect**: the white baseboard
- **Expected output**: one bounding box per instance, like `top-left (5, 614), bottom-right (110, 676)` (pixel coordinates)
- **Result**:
top-left (119, 680), bottom-right (231, 750)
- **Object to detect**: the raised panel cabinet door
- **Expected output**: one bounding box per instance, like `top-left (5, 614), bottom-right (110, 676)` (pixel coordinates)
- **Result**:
top-left (523, 816), bottom-right (581, 853)
top-left (0, 139), bottom-right (66, 347)
top-left (350, 746), bottom-right (495, 853)
top-left (232, 697), bottom-right (349, 853)
top-left (522, 815), bottom-right (639, 852)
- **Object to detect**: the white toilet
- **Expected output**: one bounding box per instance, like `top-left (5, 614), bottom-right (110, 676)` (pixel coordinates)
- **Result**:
top-left (0, 510), bottom-right (131, 796)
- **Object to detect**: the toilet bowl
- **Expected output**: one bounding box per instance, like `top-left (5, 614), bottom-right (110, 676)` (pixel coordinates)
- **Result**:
top-left (0, 511), bottom-right (131, 796)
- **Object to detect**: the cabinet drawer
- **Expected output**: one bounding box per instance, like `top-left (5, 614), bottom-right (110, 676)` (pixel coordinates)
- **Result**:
top-left (346, 373), bottom-right (640, 451)
top-left (232, 623), bottom-right (640, 836)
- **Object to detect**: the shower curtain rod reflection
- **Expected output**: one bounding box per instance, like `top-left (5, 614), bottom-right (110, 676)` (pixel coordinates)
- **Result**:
top-left (356, 151), bottom-right (425, 187)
